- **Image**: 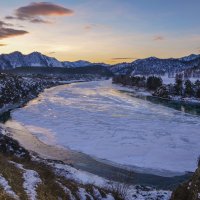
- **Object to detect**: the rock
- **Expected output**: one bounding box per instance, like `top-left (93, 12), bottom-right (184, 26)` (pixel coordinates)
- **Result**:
top-left (153, 85), bottom-right (170, 99)
top-left (0, 129), bottom-right (30, 159)
top-left (171, 167), bottom-right (200, 200)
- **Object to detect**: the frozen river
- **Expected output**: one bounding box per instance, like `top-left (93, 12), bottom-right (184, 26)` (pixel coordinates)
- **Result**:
top-left (7, 80), bottom-right (200, 174)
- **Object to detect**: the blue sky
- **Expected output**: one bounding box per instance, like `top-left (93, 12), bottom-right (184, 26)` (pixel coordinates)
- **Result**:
top-left (0, 0), bottom-right (200, 63)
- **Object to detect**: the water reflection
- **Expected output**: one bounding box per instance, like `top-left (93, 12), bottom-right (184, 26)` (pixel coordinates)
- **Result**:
top-left (119, 89), bottom-right (200, 116)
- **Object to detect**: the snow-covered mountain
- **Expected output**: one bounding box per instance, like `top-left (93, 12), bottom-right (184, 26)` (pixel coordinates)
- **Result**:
top-left (0, 51), bottom-right (109, 69)
top-left (1, 52), bottom-right (200, 76)
top-left (24, 52), bottom-right (63, 68)
top-left (62, 60), bottom-right (93, 68)
top-left (111, 54), bottom-right (200, 75)
top-left (179, 54), bottom-right (200, 62)
top-left (62, 60), bottom-right (109, 68)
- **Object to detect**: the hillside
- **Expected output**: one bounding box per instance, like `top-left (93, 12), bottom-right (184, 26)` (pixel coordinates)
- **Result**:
top-left (171, 165), bottom-right (200, 200)
top-left (111, 54), bottom-right (200, 76)
top-left (1, 65), bottom-right (113, 79)
top-left (0, 132), bottom-right (121, 200)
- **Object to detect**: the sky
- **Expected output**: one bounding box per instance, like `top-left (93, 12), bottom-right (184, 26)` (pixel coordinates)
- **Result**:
top-left (0, 0), bottom-right (200, 64)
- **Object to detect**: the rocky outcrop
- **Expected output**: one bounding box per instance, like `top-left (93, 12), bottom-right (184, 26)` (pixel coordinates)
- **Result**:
top-left (0, 73), bottom-right (60, 111)
top-left (0, 128), bottom-right (30, 159)
top-left (153, 85), bottom-right (170, 99)
top-left (171, 166), bottom-right (200, 200)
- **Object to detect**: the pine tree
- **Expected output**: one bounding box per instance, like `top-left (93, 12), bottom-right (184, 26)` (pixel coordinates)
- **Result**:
top-left (146, 76), bottom-right (162, 90)
top-left (174, 74), bottom-right (183, 95)
top-left (184, 80), bottom-right (194, 97)
top-left (195, 80), bottom-right (200, 98)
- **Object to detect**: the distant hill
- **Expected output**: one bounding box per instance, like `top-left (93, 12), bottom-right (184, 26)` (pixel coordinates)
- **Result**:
top-left (111, 54), bottom-right (200, 76)
top-left (0, 51), bottom-right (109, 69)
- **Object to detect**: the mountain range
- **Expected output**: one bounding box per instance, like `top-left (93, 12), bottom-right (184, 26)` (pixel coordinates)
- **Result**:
top-left (0, 51), bottom-right (200, 76)
top-left (0, 51), bottom-right (109, 70)
top-left (110, 54), bottom-right (200, 76)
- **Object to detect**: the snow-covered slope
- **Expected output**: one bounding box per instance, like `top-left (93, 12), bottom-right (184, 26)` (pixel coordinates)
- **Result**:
top-left (111, 54), bottom-right (200, 75)
top-left (0, 51), bottom-right (25, 69)
top-left (0, 51), bottom-right (63, 69)
top-left (0, 52), bottom-right (109, 69)
top-left (62, 60), bottom-right (93, 68)
top-left (179, 54), bottom-right (200, 62)
top-left (62, 60), bottom-right (109, 68)
top-left (24, 52), bottom-right (63, 68)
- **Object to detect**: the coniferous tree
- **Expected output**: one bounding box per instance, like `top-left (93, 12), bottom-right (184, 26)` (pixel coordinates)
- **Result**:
top-left (195, 80), bottom-right (200, 98)
top-left (146, 76), bottom-right (162, 90)
top-left (174, 74), bottom-right (183, 95)
top-left (184, 80), bottom-right (194, 97)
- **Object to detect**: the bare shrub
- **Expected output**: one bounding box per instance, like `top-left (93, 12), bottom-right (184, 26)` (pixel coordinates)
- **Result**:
top-left (110, 182), bottom-right (129, 200)
top-left (108, 171), bottom-right (134, 200)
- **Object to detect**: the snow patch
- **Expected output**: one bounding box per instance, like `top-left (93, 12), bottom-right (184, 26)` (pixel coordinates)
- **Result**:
top-left (0, 174), bottom-right (19, 199)
top-left (9, 161), bottom-right (41, 200)
top-left (57, 181), bottom-right (76, 200)
top-left (127, 186), bottom-right (171, 200)
top-left (53, 163), bottom-right (108, 187)
top-left (53, 163), bottom-right (170, 200)
top-left (77, 188), bottom-right (94, 200)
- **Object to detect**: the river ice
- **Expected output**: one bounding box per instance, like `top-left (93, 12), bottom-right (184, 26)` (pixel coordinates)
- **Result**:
top-left (9, 80), bottom-right (200, 173)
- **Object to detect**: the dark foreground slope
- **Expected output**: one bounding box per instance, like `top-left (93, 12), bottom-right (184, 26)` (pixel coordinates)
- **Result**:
top-left (0, 135), bottom-right (121, 200)
top-left (171, 166), bottom-right (200, 200)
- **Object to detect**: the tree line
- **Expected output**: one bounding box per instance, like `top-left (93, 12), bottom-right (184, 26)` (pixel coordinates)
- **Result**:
top-left (112, 74), bottom-right (200, 99)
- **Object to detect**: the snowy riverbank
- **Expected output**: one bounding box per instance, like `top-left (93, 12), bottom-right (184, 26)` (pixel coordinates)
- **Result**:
top-left (2, 74), bottom-right (198, 200)
top-left (0, 74), bottom-right (174, 199)
top-left (113, 74), bottom-right (200, 105)
top-left (6, 80), bottom-right (200, 175)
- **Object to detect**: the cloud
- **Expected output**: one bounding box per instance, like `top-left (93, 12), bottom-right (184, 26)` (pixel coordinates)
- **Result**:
top-left (48, 51), bottom-right (56, 54)
top-left (84, 25), bottom-right (93, 30)
top-left (6, 2), bottom-right (74, 23)
top-left (84, 24), bottom-right (108, 31)
top-left (0, 20), bottom-right (28, 39)
top-left (0, 28), bottom-right (29, 40)
top-left (30, 18), bottom-right (51, 24)
top-left (5, 16), bottom-right (15, 20)
top-left (153, 35), bottom-right (165, 41)
top-left (112, 57), bottom-right (138, 60)
top-left (0, 20), bottom-right (13, 27)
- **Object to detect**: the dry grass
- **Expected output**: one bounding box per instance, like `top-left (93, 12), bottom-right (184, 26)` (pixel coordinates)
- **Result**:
top-left (0, 153), bottom-right (125, 200)
top-left (0, 187), bottom-right (15, 200)
top-left (0, 155), bottom-right (27, 199)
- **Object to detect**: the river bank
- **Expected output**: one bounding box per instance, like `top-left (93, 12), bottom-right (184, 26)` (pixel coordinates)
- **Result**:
top-left (3, 80), bottom-right (196, 182)
top-left (0, 74), bottom-right (197, 199)
top-left (0, 73), bottom-right (125, 199)
top-left (112, 75), bottom-right (200, 106)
